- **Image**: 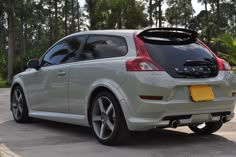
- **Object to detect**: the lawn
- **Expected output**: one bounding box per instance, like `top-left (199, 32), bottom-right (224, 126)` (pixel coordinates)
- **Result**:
top-left (0, 78), bottom-right (9, 88)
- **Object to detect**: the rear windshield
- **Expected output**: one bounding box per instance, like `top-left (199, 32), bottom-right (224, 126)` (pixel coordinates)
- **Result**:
top-left (145, 42), bottom-right (218, 78)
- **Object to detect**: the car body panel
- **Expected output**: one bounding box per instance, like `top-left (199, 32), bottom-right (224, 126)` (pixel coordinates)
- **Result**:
top-left (18, 65), bottom-right (70, 113)
top-left (120, 71), bottom-right (236, 130)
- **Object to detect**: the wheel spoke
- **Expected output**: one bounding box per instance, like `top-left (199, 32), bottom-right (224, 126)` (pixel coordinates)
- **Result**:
top-left (16, 107), bottom-right (20, 118)
top-left (14, 91), bottom-right (18, 101)
top-left (12, 102), bottom-right (17, 108)
top-left (98, 98), bottom-right (105, 113)
top-left (99, 123), bottom-right (105, 138)
top-left (106, 119), bottom-right (114, 131)
top-left (17, 94), bottom-right (22, 103)
top-left (92, 115), bottom-right (102, 122)
top-left (18, 104), bottom-right (23, 113)
top-left (105, 103), bottom-right (113, 115)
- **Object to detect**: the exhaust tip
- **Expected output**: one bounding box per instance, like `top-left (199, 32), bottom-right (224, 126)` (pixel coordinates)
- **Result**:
top-left (220, 116), bottom-right (227, 123)
top-left (170, 120), bottom-right (179, 128)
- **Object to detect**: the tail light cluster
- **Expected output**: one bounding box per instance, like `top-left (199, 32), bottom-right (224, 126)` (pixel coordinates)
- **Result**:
top-left (125, 34), bottom-right (163, 71)
top-left (216, 58), bottom-right (231, 71)
top-left (196, 38), bottom-right (231, 71)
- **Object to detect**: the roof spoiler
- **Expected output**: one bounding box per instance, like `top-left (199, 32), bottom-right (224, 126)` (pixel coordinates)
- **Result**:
top-left (137, 27), bottom-right (198, 45)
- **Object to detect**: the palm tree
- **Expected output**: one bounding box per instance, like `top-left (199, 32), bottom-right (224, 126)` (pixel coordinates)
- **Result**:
top-left (215, 34), bottom-right (236, 64)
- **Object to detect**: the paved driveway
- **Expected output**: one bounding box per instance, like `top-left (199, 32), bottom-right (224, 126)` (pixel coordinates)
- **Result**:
top-left (0, 88), bottom-right (236, 157)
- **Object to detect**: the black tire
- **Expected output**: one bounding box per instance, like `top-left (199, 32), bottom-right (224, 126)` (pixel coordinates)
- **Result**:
top-left (90, 91), bottom-right (129, 145)
top-left (11, 86), bottom-right (31, 123)
top-left (189, 122), bottom-right (223, 135)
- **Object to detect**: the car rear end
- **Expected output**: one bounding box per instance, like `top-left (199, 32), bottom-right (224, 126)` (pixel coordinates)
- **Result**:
top-left (121, 28), bottom-right (236, 131)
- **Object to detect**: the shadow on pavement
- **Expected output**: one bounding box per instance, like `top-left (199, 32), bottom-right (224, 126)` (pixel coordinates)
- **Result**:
top-left (1, 119), bottom-right (236, 156)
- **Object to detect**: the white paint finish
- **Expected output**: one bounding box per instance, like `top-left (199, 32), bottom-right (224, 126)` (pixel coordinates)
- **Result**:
top-left (10, 30), bottom-right (236, 131)
top-left (21, 65), bottom-right (70, 113)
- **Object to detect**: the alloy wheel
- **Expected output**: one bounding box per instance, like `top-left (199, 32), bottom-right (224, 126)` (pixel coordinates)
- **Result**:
top-left (92, 96), bottom-right (116, 140)
top-left (12, 89), bottom-right (24, 120)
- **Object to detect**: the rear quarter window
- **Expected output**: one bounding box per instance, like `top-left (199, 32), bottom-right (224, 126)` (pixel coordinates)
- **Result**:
top-left (80, 35), bottom-right (127, 60)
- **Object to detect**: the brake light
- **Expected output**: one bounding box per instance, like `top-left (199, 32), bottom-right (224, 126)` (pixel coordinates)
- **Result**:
top-left (126, 34), bottom-right (163, 71)
top-left (217, 58), bottom-right (231, 71)
top-left (126, 57), bottom-right (162, 71)
top-left (197, 38), bottom-right (231, 71)
top-left (133, 35), bottom-right (150, 58)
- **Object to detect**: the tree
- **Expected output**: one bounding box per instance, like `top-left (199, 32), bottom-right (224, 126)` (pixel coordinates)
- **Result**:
top-left (54, 0), bottom-right (58, 41)
top-left (0, 0), bottom-right (7, 53)
top-left (165, 0), bottom-right (194, 28)
top-left (213, 34), bottom-right (236, 64)
top-left (148, 0), bottom-right (153, 26)
top-left (198, 0), bottom-right (210, 44)
top-left (64, 0), bottom-right (68, 35)
top-left (7, 0), bottom-right (15, 84)
top-left (85, 0), bottom-right (98, 30)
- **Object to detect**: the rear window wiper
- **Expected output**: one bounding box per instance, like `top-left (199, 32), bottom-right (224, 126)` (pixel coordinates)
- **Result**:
top-left (183, 60), bottom-right (213, 66)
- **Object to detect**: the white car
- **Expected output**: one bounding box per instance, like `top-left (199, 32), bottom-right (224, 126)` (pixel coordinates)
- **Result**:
top-left (11, 28), bottom-right (236, 145)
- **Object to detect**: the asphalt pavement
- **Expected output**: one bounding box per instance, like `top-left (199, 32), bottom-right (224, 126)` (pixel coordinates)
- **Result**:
top-left (0, 88), bottom-right (236, 157)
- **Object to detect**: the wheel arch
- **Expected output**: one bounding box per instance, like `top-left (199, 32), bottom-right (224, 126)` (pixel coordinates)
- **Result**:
top-left (86, 82), bottom-right (128, 127)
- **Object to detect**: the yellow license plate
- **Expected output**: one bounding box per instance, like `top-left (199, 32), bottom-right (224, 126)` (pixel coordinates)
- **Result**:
top-left (189, 85), bottom-right (215, 102)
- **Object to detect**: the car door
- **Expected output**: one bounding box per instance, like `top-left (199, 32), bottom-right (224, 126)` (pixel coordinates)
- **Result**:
top-left (26, 36), bottom-right (81, 113)
top-left (69, 35), bottom-right (128, 115)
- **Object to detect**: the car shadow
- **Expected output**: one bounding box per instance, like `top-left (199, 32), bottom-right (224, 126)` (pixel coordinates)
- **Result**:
top-left (1, 119), bottom-right (236, 156)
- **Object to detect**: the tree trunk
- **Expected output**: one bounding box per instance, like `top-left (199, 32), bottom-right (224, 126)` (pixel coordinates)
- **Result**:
top-left (0, 2), bottom-right (4, 52)
top-left (184, 2), bottom-right (187, 28)
top-left (87, 0), bottom-right (97, 30)
top-left (149, 0), bottom-right (153, 26)
top-left (204, 0), bottom-right (210, 44)
top-left (71, 0), bottom-right (75, 33)
top-left (216, 0), bottom-right (220, 53)
top-left (77, 0), bottom-right (80, 32)
top-left (155, 0), bottom-right (158, 27)
top-left (49, 0), bottom-right (53, 45)
top-left (158, 0), bottom-right (162, 27)
top-left (7, 0), bottom-right (15, 84)
top-left (54, 0), bottom-right (58, 41)
top-left (24, 19), bottom-right (28, 53)
top-left (64, 0), bottom-right (68, 35)
top-left (20, 16), bottom-right (24, 72)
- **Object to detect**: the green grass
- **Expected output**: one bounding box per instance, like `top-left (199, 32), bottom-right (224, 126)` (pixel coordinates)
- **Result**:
top-left (0, 78), bottom-right (9, 88)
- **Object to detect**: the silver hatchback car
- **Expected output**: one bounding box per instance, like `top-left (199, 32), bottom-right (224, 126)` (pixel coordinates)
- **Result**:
top-left (11, 28), bottom-right (236, 145)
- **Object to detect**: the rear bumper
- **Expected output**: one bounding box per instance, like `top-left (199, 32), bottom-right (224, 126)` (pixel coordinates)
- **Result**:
top-left (119, 71), bottom-right (236, 131)
top-left (122, 98), bottom-right (235, 131)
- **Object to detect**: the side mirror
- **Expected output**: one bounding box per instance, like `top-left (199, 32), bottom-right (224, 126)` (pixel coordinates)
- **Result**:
top-left (27, 59), bottom-right (40, 70)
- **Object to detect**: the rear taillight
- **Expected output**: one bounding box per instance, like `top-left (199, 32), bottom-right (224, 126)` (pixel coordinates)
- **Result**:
top-left (126, 34), bottom-right (163, 71)
top-left (217, 58), bottom-right (231, 71)
top-left (197, 38), bottom-right (231, 71)
top-left (126, 57), bottom-right (162, 71)
top-left (133, 34), bottom-right (150, 57)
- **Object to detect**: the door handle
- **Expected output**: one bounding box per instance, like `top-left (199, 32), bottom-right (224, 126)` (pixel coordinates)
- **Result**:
top-left (57, 71), bottom-right (66, 76)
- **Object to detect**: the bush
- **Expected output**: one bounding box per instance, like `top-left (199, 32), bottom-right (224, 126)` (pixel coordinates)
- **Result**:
top-left (0, 48), bottom-right (45, 79)
top-left (0, 52), bottom-right (7, 79)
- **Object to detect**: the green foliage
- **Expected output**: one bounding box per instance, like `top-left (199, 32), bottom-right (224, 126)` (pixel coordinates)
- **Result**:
top-left (0, 51), bottom-right (7, 80)
top-left (0, 0), bottom-right (236, 79)
top-left (86, 0), bottom-right (148, 29)
top-left (212, 34), bottom-right (236, 64)
top-left (0, 79), bottom-right (9, 88)
top-left (165, 0), bottom-right (194, 27)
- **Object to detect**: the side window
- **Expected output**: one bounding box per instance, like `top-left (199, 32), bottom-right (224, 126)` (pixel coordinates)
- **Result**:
top-left (41, 36), bottom-right (84, 66)
top-left (80, 35), bottom-right (127, 60)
